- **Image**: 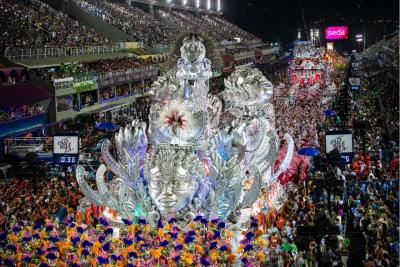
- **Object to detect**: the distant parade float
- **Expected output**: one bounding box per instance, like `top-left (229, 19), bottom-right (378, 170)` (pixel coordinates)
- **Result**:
top-left (76, 32), bottom-right (294, 230)
top-left (289, 45), bottom-right (326, 86)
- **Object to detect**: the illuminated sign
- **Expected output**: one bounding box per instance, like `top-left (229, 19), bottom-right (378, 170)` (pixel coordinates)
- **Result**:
top-left (349, 77), bottom-right (361, 90)
top-left (325, 131), bottom-right (353, 164)
top-left (325, 26), bottom-right (348, 40)
top-left (53, 134), bottom-right (79, 165)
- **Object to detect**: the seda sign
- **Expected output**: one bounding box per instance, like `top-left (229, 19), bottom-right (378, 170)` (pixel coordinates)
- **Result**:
top-left (325, 26), bottom-right (348, 40)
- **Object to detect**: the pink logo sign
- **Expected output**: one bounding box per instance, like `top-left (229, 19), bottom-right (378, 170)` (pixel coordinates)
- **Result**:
top-left (325, 26), bottom-right (348, 40)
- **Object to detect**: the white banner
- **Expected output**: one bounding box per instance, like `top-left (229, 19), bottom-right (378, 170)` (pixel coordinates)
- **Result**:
top-left (326, 133), bottom-right (353, 154)
top-left (349, 77), bottom-right (360, 86)
top-left (53, 77), bottom-right (74, 83)
top-left (53, 136), bottom-right (79, 154)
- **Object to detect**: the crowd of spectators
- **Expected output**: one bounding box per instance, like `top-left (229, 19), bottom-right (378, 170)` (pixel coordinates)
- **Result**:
top-left (59, 56), bottom-right (155, 78)
top-left (0, 72), bottom-right (30, 86)
top-left (274, 93), bottom-right (326, 149)
top-left (0, 34), bottom-right (398, 266)
top-left (0, 104), bottom-right (45, 124)
top-left (256, 60), bottom-right (287, 84)
top-left (349, 74), bottom-right (398, 165)
top-left (0, 0), bottom-right (110, 53)
top-left (333, 45), bottom-right (399, 266)
top-left (348, 179), bottom-right (398, 266)
top-left (0, 175), bottom-right (82, 230)
top-left (159, 10), bottom-right (258, 43)
top-left (98, 81), bottom-right (152, 103)
top-left (224, 47), bottom-right (253, 56)
top-left (30, 56), bottom-right (156, 81)
top-left (254, 183), bottom-right (349, 266)
top-left (361, 33), bottom-right (399, 71)
top-left (74, 0), bottom-right (177, 45)
top-left (202, 14), bottom-right (258, 42)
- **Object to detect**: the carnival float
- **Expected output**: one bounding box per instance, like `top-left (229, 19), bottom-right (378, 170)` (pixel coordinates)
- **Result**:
top-left (76, 33), bottom-right (294, 232)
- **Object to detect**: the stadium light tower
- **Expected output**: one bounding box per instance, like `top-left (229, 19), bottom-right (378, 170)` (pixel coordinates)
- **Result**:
top-left (356, 34), bottom-right (363, 51)
top-left (167, 0), bottom-right (171, 3)
top-left (207, 0), bottom-right (210, 10)
top-left (183, 0), bottom-right (186, 6)
top-left (196, 0), bottom-right (200, 8)
top-left (217, 0), bottom-right (221, 11)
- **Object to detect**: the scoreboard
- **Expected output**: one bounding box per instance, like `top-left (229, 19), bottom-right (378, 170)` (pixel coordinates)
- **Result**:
top-left (53, 134), bottom-right (79, 165)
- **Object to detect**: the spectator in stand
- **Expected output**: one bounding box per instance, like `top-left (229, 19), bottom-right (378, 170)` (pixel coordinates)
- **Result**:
top-left (0, 175), bottom-right (83, 230)
top-left (0, 0), bottom-right (110, 53)
top-left (0, 104), bottom-right (45, 123)
top-left (74, 0), bottom-right (177, 45)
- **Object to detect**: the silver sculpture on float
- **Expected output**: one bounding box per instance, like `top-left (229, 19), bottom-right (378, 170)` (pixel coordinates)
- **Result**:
top-left (76, 33), bottom-right (294, 227)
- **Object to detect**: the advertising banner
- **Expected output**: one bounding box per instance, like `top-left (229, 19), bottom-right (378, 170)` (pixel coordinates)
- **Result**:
top-left (349, 77), bottom-right (361, 90)
top-left (325, 131), bottom-right (353, 164)
top-left (325, 26), bottom-right (348, 40)
top-left (53, 134), bottom-right (79, 164)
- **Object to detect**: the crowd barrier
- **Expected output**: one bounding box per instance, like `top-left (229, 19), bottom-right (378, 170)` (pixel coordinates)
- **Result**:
top-left (53, 65), bottom-right (157, 91)
top-left (4, 44), bottom-right (123, 61)
top-left (4, 137), bottom-right (53, 155)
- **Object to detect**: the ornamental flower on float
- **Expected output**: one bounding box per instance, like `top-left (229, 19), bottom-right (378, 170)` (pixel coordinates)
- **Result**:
top-left (45, 220), bottom-right (54, 232)
top-left (245, 231), bottom-right (255, 240)
top-left (137, 218), bottom-right (147, 225)
top-left (22, 253), bottom-right (32, 263)
top-left (201, 256), bottom-right (211, 266)
top-left (48, 232), bottom-right (59, 243)
top-left (181, 252), bottom-right (194, 265)
top-left (22, 231), bottom-right (32, 242)
top-left (6, 243), bottom-right (17, 252)
top-left (33, 221), bottom-right (42, 230)
top-left (98, 217), bottom-right (109, 227)
top-left (193, 214), bottom-right (203, 221)
top-left (4, 258), bottom-right (15, 266)
top-left (12, 225), bottom-right (21, 233)
top-left (70, 233), bottom-right (80, 245)
top-left (46, 252), bottom-right (58, 260)
top-left (244, 244), bottom-right (254, 252)
top-left (194, 243), bottom-right (203, 254)
top-left (81, 239), bottom-right (93, 248)
top-left (104, 227), bottom-right (113, 236)
top-left (219, 244), bottom-right (228, 252)
top-left (121, 218), bottom-right (132, 226)
top-left (0, 231), bottom-right (7, 240)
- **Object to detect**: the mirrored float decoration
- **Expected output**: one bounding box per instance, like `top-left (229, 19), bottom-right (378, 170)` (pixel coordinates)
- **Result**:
top-left (76, 33), bottom-right (294, 229)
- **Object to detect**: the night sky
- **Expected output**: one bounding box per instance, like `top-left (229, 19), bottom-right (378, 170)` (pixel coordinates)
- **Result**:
top-left (222, 0), bottom-right (399, 51)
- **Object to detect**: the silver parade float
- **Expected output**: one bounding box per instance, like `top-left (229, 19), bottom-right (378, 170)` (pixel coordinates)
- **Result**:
top-left (76, 33), bottom-right (294, 229)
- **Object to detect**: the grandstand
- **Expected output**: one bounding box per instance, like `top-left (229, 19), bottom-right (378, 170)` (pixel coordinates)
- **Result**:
top-left (0, 0), bottom-right (267, 142)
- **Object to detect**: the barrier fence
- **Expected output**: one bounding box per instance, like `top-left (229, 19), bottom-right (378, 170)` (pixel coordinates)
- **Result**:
top-left (4, 137), bottom-right (53, 155)
top-left (4, 44), bottom-right (123, 61)
top-left (53, 65), bottom-right (158, 91)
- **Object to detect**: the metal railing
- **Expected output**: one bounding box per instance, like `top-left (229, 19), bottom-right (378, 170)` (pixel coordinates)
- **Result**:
top-left (53, 66), bottom-right (158, 91)
top-left (98, 65), bottom-right (156, 80)
top-left (53, 75), bottom-right (98, 91)
top-left (4, 137), bottom-right (53, 155)
top-left (4, 44), bottom-right (123, 61)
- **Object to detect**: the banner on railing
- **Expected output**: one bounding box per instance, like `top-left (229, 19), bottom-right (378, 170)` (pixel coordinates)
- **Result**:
top-left (4, 44), bottom-right (123, 61)
top-left (73, 80), bottom-right (96, 93)
top-left (121, 42), bottom-right (143, 49)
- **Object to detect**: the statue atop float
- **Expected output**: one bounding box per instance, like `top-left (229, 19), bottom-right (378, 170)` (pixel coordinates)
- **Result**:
top-left (76, 32), bottom-right (294, 228)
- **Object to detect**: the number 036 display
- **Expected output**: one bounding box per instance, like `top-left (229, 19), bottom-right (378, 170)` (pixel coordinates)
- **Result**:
top-left (53, 135), bottom-right (79, 165)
